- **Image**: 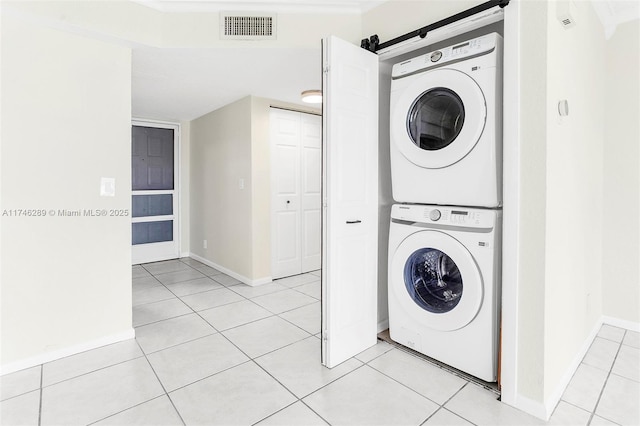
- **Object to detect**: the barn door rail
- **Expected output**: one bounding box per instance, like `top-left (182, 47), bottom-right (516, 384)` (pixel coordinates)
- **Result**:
top-left (361, 0), bottom-right (509, 53)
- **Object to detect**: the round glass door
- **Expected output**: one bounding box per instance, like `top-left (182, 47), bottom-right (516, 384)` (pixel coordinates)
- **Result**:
top-left (404, 247), bottom-right (463, 314)
top-left (390, 69), bottom-right (486, 169)
top-left (407, 88), bottom-right (465, 151)
top-left (390, 229), bottom-right (483, 331)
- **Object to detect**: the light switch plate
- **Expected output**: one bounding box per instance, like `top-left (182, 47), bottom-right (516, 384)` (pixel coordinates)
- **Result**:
top-left (100, 177), bottom-right (116, 197)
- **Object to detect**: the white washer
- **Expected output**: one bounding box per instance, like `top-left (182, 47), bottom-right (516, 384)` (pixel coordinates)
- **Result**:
top-left (388, 203), bottom-right (501, 381)
top-left (390, 33), bottom-right (502, 207)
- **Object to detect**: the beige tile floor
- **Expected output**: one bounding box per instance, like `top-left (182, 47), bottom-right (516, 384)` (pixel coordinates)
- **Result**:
top-left (1, 258), bottom-right (638, 425)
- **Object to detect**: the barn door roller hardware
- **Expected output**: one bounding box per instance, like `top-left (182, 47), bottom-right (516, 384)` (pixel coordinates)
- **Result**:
top-left (361, 0), bottom-right (510, 53)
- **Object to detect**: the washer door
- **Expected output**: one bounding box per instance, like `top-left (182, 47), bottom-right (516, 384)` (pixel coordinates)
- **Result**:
top-left (391, 68), bottom-right (486, 169)
top-left (391, 230), bottom-right (483, 331)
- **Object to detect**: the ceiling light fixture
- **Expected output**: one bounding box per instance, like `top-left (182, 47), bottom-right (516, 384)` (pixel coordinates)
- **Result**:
top-left (301, 89), bottom-right (322, 104)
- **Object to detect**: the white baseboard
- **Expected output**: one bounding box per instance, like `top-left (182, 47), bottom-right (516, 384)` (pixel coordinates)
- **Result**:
top-left (180, 251), bottom-right (190, 258)
top-left (0, 328), bottom-right (135, 376)
top-left (512, 315), bottom-right (639, 421)
top-left (602, 315), bottom-right (640, 332)
top-left (539, 318), bottom-right (604, 420)
top-left (188, 253), bottom-right (272, 287)
top-left (513, 393), bottom-right (550, 422)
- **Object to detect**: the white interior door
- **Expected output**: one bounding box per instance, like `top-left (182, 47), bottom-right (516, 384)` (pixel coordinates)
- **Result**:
top-left (321, 36), bottom-right (379, 368)
top-left (270, 109), bottom-right (322, 279)
top-left (300, 113), bottom-right (322, 273)
top-left (131, 121), bottom-right (180, 265)
top-left (271, 109), bottom-right (301, 279)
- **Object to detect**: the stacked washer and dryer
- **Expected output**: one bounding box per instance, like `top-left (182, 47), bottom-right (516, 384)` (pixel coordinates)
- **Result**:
top-left (387, 33), bottom-right (503, 382)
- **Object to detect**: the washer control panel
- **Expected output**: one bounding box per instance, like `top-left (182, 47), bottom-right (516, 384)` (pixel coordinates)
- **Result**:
top-left (392, 204), bottom-right (496, 229)
top-left (392, 32), bottom-right (499, 78)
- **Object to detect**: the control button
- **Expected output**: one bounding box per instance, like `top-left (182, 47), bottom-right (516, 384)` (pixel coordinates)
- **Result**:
top-left (430, 51), bottom-right (442, 62)
top-left (429, 209), bottom-right (441, 221)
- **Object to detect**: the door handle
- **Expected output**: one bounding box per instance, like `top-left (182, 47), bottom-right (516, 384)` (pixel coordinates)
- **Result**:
top-left (346, 220), bottom-right (362, 224)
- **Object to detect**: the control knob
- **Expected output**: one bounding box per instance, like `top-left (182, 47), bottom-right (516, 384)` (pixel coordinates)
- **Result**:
top-left (429, 209), bottom-right (441, 221)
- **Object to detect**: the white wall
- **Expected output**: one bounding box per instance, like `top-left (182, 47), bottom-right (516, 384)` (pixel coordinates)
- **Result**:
top-left (364, 0), bottom-right (639, 419)
top-left (189, 97), bottom-right (255, 280)
top-left (189, 96), bottom-right (320, 284)
top-left (0, 14), bottom-right (132, 372)
top-left (602, 19), bottom-right (640, 325)
top-left (543, 0), bottom-right (605, 403)
top-left (3, 1), bottom-right (362, 49)
top-left (362, 0), bottom-right (485, 45)
top-left (512, 0), bottom-right (549, 406)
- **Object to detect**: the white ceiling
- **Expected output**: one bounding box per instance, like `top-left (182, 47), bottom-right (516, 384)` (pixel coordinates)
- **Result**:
top-left (591, 0), bottom-right (640, 38)
top-left (130, 0), bottom-right (385, 121)
top-left (132, 0), bottom-right (384, 14)
top-left (131, 0), bottom-right (640, 122)
top-left (132, 47), bottom-right (321, 121)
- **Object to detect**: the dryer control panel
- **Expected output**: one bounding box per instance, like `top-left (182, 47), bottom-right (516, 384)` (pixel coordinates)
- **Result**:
top-left (391, 204), bottom-right (498, 230)
top-left (392, 32), bottom-right (500, 78)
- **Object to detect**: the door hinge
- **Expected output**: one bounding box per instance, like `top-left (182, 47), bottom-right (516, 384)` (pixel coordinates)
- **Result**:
top-left (323, 66), bottom-right (330, 74)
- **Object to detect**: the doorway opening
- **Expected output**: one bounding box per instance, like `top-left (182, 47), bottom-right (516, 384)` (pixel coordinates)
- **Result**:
top-left (131, 120), bottom-right (181, 265)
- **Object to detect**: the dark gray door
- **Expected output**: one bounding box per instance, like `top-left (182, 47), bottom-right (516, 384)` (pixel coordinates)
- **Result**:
top-left (132, 126), bottom-right (174, 190)
top-left (131, 124), bottom-right (179, 264)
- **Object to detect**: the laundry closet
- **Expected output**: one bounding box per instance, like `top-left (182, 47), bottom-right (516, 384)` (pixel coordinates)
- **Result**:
top-left (320, 1), bottom-right (509, 388)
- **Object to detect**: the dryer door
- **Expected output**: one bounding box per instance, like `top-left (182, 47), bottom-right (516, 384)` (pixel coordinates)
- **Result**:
top-left (391, 68), bottom-right (486, 169)
top-left (391, 230), bottom-right (483, 331)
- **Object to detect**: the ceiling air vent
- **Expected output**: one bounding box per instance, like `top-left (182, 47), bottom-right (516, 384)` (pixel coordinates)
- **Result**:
top-left (221, 12), bottom-right (277, 40)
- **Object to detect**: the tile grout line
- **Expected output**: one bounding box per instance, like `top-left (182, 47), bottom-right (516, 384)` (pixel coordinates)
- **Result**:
top-left (37, 353), bottom-right (147, 391)
top-left (383, 336), bottom-right (497, 395)
top-left (85, 395), bottom-right (170, 426)
top-left (365, 359), bottom-right (468, 409)
top-left (134, 339), bottom-right (188, 426)
top-left (249, 400), bottom-right (300, 426)
top-left (141, 261), bottom-right (465, 424)
top-left (586, 329), bottom-right (626, 426)
top-left (363, 345), bottom-right (475, 425)
top-left (435, 382), bottom-right (481, 426)
top-left (294, 363), bottom-right (372, 422)
top-left (184, 302), bottom-right (313, 422)
top-left (175, 264), bottom-right (350, 424)
top-left (167, 268), bottom-right (332, 425)
top-left (38, 364), bottom-right (43, 426)
top-left (298, 399), bottom-right (332, 426)
top-left (157, 265), bottom-right (320, 341)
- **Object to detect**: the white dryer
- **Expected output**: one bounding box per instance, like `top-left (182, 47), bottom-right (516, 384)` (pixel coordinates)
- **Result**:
top-left (388, 204), bottom-right (501, 381)
top-left (390, 33), bottom-right (503, 207)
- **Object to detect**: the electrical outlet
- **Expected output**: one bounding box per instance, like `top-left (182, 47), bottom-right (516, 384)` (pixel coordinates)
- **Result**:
top-left (203, 239), bottom-right (208, 249)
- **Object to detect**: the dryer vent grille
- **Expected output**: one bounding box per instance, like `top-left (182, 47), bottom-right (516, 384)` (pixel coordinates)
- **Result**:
top-left (221, 13), bottom-right (277, 39)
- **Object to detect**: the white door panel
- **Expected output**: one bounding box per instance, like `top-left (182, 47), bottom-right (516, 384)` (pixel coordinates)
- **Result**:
top-left (301, 114), bottom-right (322, 273)
top-left (271, 109), bottom-right (302, 278)
top-left (271, 109), bottom-right (322, 279)
top-left (322, 35), bottom-right (379, 368)
top-left (302, 209), bottom-right (321, 272)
